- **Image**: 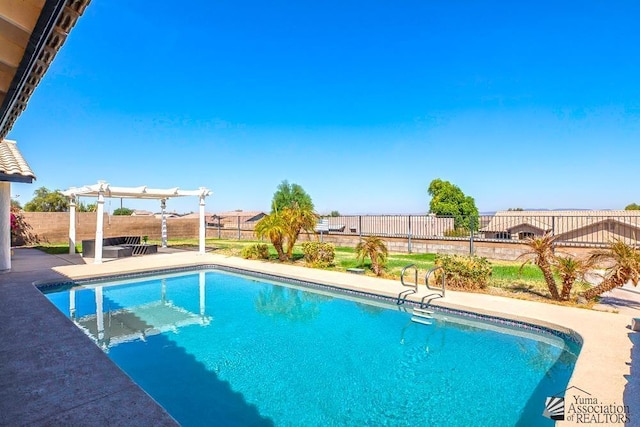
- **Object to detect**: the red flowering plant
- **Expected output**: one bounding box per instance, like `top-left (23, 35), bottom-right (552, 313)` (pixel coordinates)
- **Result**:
top-left (10, 206), bottom-right (38, 246)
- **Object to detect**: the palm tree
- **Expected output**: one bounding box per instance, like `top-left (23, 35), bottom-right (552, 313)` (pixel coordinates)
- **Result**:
top-left (355, 236), bottom-right (388, 276)
top-left (553, 255), bottom-right (594, 301)
top-left (255, 212), bottom-right (287, 261)
top-left (518, 233), bottom-right (560, 300)
top-left (281, 205), bottom-right (318, 259)
top-left (583, 239), bottom-right (640, 300)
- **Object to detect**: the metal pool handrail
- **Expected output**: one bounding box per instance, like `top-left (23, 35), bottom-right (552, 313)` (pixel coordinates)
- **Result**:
top-left (400, 263), bottom-right (418, 292)
top-left (425, 266), bottom-right (445, 297)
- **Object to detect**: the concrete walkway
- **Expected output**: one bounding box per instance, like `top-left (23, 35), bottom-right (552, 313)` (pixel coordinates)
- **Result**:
top-left (0, 249), bottom-right (178, 426)
top-left (2, 248), bottom-right (639, 426)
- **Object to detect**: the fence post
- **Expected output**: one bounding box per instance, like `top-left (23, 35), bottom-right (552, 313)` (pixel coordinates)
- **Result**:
top-left (469, 216), bottom-right (475, 256)
top-left (237, 216), bottom-right (241, 240)
top-left (358, 215), bottom-right (362, 240)
top-left (408, 215), bottom-right (412, 253)
top-left (217, 221), bottom-right (221, 239)
top-left (551, 216), bottom-right (556, 236)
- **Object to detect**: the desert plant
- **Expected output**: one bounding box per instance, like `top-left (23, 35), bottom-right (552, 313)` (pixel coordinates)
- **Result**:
top-left (433, 254), bottom-right (492, 290)
top-left (355, 236), bottom-right (388, 276)
top-left (301, 242), bottom-right (335, 268)
top-left (553, 255), bottom-right (594, 301)
top-left (583, 239), bottom-right (640, 300)
top-left (281, 206), bottom-right (318, 259)
top-left (255, 212), bottom-right (287, 261)
top-left (518, 233), bottom-right (560, 300)
top-left (241, 243), bottom-right (270, 260)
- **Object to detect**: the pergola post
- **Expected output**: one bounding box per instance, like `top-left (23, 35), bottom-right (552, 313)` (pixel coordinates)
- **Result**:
top-left (69, 196), bottom-right (76, 254)
top-left (94, 187), bottom-right (105, 264)
top-left (199, 193), bottom-right (206, 254)
top-left (161, 199), bottom-right (167, 248)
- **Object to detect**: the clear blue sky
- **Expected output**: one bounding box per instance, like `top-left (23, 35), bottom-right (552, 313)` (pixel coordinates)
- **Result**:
top-left (9, 1), bottom-right (640, 214)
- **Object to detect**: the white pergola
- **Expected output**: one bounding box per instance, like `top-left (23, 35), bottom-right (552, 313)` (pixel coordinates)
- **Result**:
top-left (62, 181), bottom-right (211, 264)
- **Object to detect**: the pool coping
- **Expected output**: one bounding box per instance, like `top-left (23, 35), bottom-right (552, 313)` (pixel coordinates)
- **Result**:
top-left (45, 252), bottom-right (639, 426)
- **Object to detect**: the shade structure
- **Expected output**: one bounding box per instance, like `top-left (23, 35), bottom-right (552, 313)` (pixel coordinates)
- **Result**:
top-left (62, 181), bottom-right (212, 263)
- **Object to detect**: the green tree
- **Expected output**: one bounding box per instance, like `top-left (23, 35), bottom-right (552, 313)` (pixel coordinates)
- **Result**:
top-left (11, 199), bottom-right (21, 209)
top-left (508, 207), bottom-right (524, 211)
top-left (24, 187), bottom-right (68, 212)
top-left (427, 179), bottom-right (478, 230)
top-left (77, 202), bottom-right (97, 212)
top-left (355, 236), bottom-right (388, 276)
top-left (113, 207), bottom-right (134, 215)
top-left (329, 210), bottom-right (341, 217)
top-left (271, 180), bottom-right (314, 212)
top-left (625, 203), bottom-right (640, 210)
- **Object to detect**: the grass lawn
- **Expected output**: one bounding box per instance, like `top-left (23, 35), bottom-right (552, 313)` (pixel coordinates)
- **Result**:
top-left (33, 238), bottom-right (594, 306)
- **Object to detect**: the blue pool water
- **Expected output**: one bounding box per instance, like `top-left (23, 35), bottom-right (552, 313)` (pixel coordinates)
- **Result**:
top-left (44, 269), bottom-right (579, 426)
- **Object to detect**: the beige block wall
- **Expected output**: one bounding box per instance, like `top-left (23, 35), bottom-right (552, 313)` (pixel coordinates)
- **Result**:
top-left (24, 212), bottom-right (199, 243)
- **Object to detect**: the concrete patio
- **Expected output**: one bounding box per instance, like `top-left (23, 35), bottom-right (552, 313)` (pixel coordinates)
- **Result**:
top-left (1, 247), bottom-right (638, 426)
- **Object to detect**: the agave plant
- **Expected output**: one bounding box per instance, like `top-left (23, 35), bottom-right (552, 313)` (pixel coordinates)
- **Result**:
top-left (254, 212), bottom-right (287, 261)
top-left (518, 233), bottom-right (560, 300)
top-left (583, 239), bottom-right (640, 300)
top-left (553, 255), bottom-right (594, 301)
top-left (355, 236), bottom-right (388, 276)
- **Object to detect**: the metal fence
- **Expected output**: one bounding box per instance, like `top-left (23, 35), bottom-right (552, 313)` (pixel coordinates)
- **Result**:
top-left (207, 213), bottom-right (640, 248)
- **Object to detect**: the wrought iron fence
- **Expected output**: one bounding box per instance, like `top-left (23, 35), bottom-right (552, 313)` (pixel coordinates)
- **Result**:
top-left (207, 213), bottom-right (640, 249)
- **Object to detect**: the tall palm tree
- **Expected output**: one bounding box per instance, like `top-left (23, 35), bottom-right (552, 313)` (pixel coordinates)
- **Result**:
top-left (355, 236), bottom-right (388, 276)
top-left (518, 233), bottom-right (560, 300)
top-left (255, 212), bottom-right (287, 261)
top-left (553, 255), bottom-right (593, 301)
top-left (281, 205), bottom-right (318, 259)
top-left (583, 239), bottom-right (640, 300)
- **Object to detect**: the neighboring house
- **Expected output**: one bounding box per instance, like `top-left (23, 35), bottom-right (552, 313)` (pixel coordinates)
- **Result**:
top-left (210, 211), bottom-right (267, 229)
top-left (481, 210), bottom-right (640, 245)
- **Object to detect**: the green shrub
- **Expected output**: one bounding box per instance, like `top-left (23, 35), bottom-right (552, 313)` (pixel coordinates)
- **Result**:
top-left (241, 243), bottom-right (270, 260)
top-left (302, 242), bottom-right (335, 268)
top-left (433, 254), bottom-right (492, 290)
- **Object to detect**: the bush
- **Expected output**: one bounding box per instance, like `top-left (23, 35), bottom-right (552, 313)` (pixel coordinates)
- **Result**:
top-left (241, 244), bottom-right (270, 260)
top-left (444, 228), bottom-right (470, 237)
top-left (302, 242), bottom-right (335, 268)
top-left (433, 254), bottom-right (492, 290)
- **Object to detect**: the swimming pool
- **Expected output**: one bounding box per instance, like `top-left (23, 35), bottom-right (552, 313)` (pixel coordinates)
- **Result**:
top-left (43, 268), bottom-right (580, 426)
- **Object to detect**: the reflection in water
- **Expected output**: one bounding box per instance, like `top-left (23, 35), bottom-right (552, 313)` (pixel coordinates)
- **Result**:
top-left (254, 286), bottom-right (322, 322)
top-left (71, 275), bottom-right (211, 351)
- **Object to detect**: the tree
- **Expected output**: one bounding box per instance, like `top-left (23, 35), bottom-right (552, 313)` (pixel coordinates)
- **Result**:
top-left (518, 233), bottom-right (561, 300)
top-left (113, 207), bottom-right (134, 216)
top-left (583, 239), bottom-right (640, 300)
top-left (271, 180), bottom-right (314, 213)
top-left (553, 255), bottom-right (594, 301)
top-left (77, 202), bottom-right (97, 212)
top-left (281, 207), bottom-right (317, 259)
top-left (255, 212), bottom-right (287, 261)
top-left (507, 207), bottom-right (524, 211)
top-left (355, 236), bottom-right (388, 276)
top-left (427, 179), bottom-right (478, 230)
top-left (24, 187), bottom-right (68, 212)
top-left (11, 199), bottom-right (21, 209)
top-left (329, 210), bottom-right (341, 217)
top-left (625, 203), bottom-right (640, 210)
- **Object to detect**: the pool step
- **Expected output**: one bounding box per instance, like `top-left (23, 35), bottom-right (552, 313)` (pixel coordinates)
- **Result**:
top-left (411, 307), bottom-right (434, 325)
top-left (411, 316), bottom-right (433, 325)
